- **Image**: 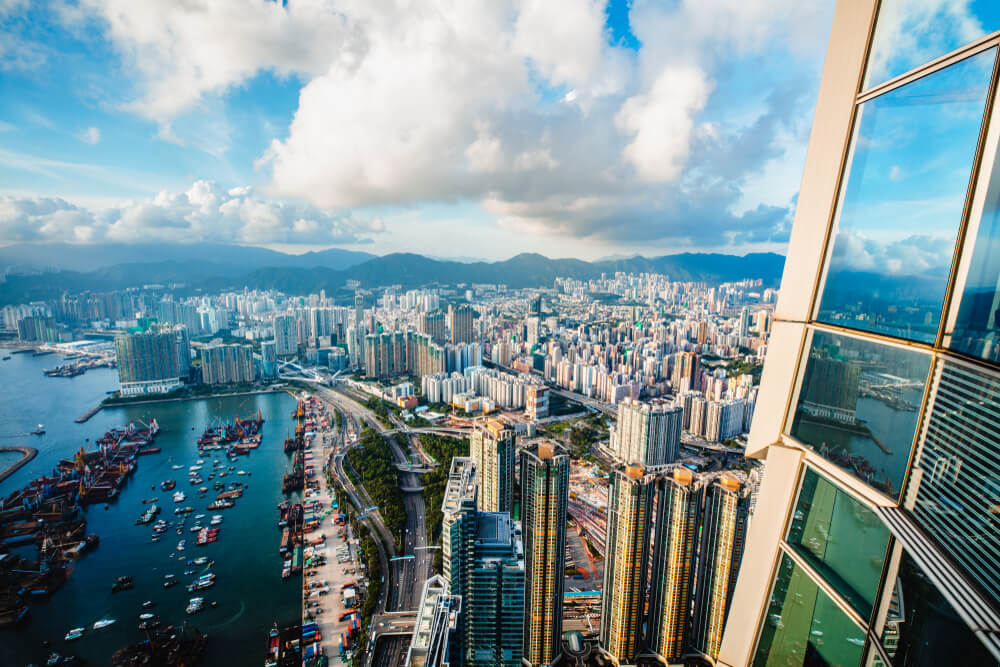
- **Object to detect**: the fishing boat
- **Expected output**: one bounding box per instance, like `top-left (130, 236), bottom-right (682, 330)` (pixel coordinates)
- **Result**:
top-left (64, 627), bottom-right (85, 641)
top-left (92, 618), bottom-right (116, 630)
top-left (192, 556), bottom-right (208, 565)
top-left (185, 597), bottom-right (204, 615)
top-left (172, 491), bottom-right (186, 503)
top-left (135, 504), bottom-right (160, 525)
top-left (160, 479), bottom-right (176, 491)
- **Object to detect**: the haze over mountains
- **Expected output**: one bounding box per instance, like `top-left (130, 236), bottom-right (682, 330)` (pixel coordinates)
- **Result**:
top-left (0, 242), bottom-right (786, 305)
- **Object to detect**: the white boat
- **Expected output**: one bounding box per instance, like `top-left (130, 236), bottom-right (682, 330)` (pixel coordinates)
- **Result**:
top-left (171, 464), bottom-right (184, 470)
top-left (177, 540), bottom-right (186, 551)
top-left (196, 459), bottom-right (204, 465)
top-left (92, 618), bottom-right (116, 630)
top-left (237, 470), bottom-right (246, 476)
top-left (189, 465), bottom-right (202, 471)
top-left (194, 514), bottom-right (206, 520)
top-left (139, 613), bottom-right (155, 620)
top-left (172, 491), bottom-right (186, 503)
top-left (64, 627), bottom-right (85, 641)
top-left (192, 556), bottom-right (208, 565)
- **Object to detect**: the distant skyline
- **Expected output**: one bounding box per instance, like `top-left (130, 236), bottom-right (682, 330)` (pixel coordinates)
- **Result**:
top-left (0, 0), bottom-right (834, 261)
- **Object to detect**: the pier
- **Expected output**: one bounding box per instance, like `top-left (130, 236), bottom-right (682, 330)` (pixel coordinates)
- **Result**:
top-left (0, 446), bottom-right (37, 485)
top-left (75, 404), bottom-right (103, 423)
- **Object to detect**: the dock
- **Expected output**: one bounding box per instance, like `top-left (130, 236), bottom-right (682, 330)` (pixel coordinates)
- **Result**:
top-left (0, 446), bottom-right (38, 485)
top-left (75, 404), bottom-right (103, 423)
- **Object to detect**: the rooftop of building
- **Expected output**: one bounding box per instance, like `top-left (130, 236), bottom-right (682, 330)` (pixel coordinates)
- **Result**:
top-left (442, 456), bottom-right (477, 515)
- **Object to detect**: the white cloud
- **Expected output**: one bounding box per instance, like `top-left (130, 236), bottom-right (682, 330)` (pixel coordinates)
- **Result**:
top-left (615, 66), bottom-right (712, 182)
top-left (80, 127), bottom-right (101, 145)
top-left (0, 181), bottom-right (383, 245)
top-left (55, 0), bottom-right (834, 249)
top-left (80, 0), bottom-right (363, 119)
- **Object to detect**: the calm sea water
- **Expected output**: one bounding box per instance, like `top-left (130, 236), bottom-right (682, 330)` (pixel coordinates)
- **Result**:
top-left (0, 349), bottom-right (301, 666)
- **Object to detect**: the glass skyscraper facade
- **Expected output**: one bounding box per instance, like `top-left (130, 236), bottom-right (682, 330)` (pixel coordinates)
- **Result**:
top-left (719, 2), bottom-right (1000, 666)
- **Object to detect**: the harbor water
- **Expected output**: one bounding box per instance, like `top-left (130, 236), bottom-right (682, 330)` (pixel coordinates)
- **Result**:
top-left (0, 349), bottom-right (301, 665)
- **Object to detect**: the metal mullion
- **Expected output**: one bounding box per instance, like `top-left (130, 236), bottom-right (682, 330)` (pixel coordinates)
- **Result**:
top-left (858, 32), bottom-right (1000, 103)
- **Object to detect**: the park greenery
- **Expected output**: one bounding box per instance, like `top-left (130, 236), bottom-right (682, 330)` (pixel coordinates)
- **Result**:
top-left (345, 427), bottom-right (406, 551)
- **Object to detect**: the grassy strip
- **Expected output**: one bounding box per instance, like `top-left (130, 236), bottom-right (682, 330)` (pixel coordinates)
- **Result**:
top-left (345, 427), bottom-right (406, 552)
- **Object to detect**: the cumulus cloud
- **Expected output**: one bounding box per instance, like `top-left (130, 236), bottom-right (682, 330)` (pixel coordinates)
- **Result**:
top-left (829, 229), bottom-right (955, 276)
top-left (59, 0), bottom-right (833, 249)
top-left (0, 181), bottom-right (383, 245)
top-left (79, 0), bottom-right (364, 119)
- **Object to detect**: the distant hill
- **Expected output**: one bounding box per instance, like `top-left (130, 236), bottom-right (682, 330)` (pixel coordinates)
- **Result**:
top-left (0, 247), bottom-right (785, 305)
top-left (0, 242), bottom-right (376, 274)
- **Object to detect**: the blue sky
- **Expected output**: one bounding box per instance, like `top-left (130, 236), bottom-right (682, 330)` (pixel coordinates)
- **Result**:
top-left (0, 0), bottom-right (837, 260)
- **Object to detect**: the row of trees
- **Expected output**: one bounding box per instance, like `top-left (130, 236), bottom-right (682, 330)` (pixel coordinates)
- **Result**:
top-left (345, 427), bottom-right (407, 551)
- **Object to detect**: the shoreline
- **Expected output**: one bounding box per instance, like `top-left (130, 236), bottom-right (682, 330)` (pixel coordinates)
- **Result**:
top-left (99, 387), bottom-right (287, 409)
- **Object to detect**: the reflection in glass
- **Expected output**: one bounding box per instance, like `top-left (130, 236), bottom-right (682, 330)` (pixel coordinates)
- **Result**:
top-left (951, 142), bottom-right (1000, 362)
top-left (752, 554), bottom-right (864, 667)
top-left (817, 49), bottom-right (994, 343)
top-left (911, 360), bottom-right (1000, 609)
top-left (786, 469), bottom-right (889, 620)
top-left (865, 0), bottom-right (1000, 89)
top-left (876, 550), bottom-right (999, 666)
top-left (789, 331), bottom-right (931, 499)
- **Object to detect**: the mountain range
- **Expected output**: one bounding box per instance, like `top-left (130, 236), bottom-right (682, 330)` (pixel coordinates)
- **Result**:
top-left (0, 243), bottom-right (786, 305)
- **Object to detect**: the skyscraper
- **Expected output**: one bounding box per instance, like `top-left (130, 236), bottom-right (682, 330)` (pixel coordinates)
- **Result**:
top-left (600, 465), bottom-right (656, 664)
top-left (354, 291), bottom-right (366, 334)
top-left (448, 304), bottom-right (475, 344)
top-left (611, 398), bottom-right (683, 466)
top-left (692, 475), bottom-right (748, 659)
top-left (114, 326), bottom-right (190, 395)
top-left (419, 309), bottom-right (447, 344)
top-left (273, 314), bottom-right (297, 356)
top-left (647, 468), bottom-right (703, 662)
top-left (520, 442), bottom-right (569, 667)
top-left (469, 419), bottom-right (515, 514)
top-left (441, 458), bottom-right (525, 667)
top-left (719, 6), bottom-right (1000, 665)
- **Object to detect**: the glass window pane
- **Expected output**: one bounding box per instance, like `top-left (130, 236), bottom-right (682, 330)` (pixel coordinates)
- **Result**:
top-left (865, 1), bottom-right (1000, 89)
top-left (950, 142), bottom-right (1000, 363)
top-left (786, 468), bottom-right (890, 620)
top-left (753, 554), bottom-right (865, 667)
top-left (877, 549), bottom-right (999, 666)
top-left (910, 359), bottom-right (1000, 609)
top-left (817, 49), bottom-right (994, 344)
top-left (788, 330), bottom-right (931, 499)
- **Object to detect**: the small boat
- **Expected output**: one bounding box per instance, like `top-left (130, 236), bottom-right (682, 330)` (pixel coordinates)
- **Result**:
top-left (192, 556), bottom-right (208, 565)
top-left (92, 618), bottom-right (116, 630)
top-left (177, 540), bottom-right (186, 551)
top-left (142, 600), bottom-right (155, 609)
top-left (186, 597), bottom-right (204, 615)
top-left (2, 355), bottom-right (10, 360)
top-left (196, 459), bottom-right (204, 465)
top-left (172, 491), bottom-right (186, 503)
top-left (163, 580), bottom-right (179, 589)
top-left (64, 627), bottom-right (85, 641)
top-left (171, 464), bottom-right (184, 470)
top-left (31, 424), bottom-right (45, 436)
top-left (139, 613), bottom-right (155, 620)
top-left (160, 480), bottom-right (176, 491)
top-left (194, 514), bottom-right (206, 520)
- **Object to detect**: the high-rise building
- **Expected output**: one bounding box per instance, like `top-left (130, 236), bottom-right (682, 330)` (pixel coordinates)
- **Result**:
top-left (671, 351), bottom-right (699, 392)
top-left (419, 310), bottom-right (447, 344)
top-left (448, 304), bottom-right (475, 344)
top-left (692, 475), bottom-right (749, 659)
top-left (469, 419), bottom-right (515, 514)
top-left (200, 343), bottom-right (255, 385)
top-left (273, 314), bottom-right (297, 356)
top-left (525, 384), bottom-right (549, 421)
top-left (17, 315), bottom-right (59, 343)
top-left (600, 465), bottom-right (656, 664)
top-left (441, 458), bottom-right (524, 667)
top-left (525, 316), bottom-right (540, 348)
top-left (354, 291), bottom-right (366, 334)
top-left (520, 442), bottom-right (569, 667)
top-left (647, 468), bottom-right (703, 662)
top-left (718, 4), bottom-right (1000, 665)
top-left (260, 340), bottom-right (277, 379)
top-left (114, 326), bottom-right (191, 395)
top-left (406, 575), bottom-right (461, 667)
top-left (611, 398), bottom-right (682, 466)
